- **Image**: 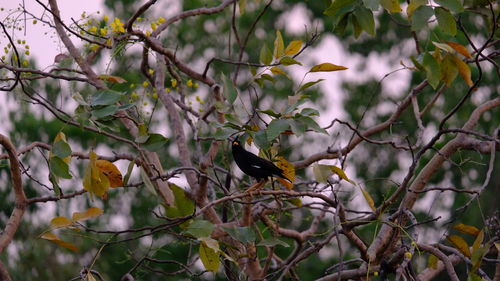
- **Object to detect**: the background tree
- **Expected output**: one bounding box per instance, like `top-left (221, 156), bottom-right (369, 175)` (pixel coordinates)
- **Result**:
top-left (0, 0), bottom-right (499, 280)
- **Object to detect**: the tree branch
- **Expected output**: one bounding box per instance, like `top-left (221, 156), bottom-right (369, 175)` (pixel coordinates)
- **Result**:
top-left (0, 134), bottom-right (27, 254)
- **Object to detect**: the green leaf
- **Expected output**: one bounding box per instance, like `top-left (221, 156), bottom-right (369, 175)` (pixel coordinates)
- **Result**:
top-left (471, 246), bottom-right (488, 273)
top-left (380, 0), bottom-right (402, 12)
top-left (279, 57), bottom-right (302, 66)
top-left (353, 6), bottom-right (375, 35)
top-left (407, 0), bottom-right (427, 17)
top-left (260, 74), bottom-right (274, 82)
top-left (436, 0), bottom-right (464, 13)
top-left (298, 79), bottom-right (324, 92)
top-left (92, 105), bottom-right (119, 119)
top-left (352, 13), bottom-right (363, 38)
top-left (139, 166), bottom-right (157, 196)
top-left (260, 45), bottom-right (273, 65)
top-left (257, 237), bottom-right (290, 247)
top-left (423, 52), bottom-right (441, 89)
top-left (296, 116), bottom-right (328, 134)
top-left (254, 130), bottom-right (270, 150)
top-left (411, 5), bottom-right (434, 31)
top-left (363, 0), bottom-right (380, 11)
top-left (122, 160), bottom-right (134, 186)
top-left (313, 164), bottom-right (331, 183)
top-left (52, 140), bottom-right (71, 159)
top-left (410, 55), bottom-right (425, 71)
top-left (267, 119), bottom-right (290, 142)
top-left (49, 156), bottom-right (72, 179)
top-left (186, 220), bottom-right (215, 238)
top-left (199, 240), bottom-right (220, 272)
top-left (435, 7), bottom-right (457, 36)
top-left (334, 14), bottom-right (350, 34)
top-left (258, 109), bottom-right (281, 118)
top-left (214, 127), bottom-right (239, 141)
top-left (222, 226), bottom-right (256, 244)
top-left (222, 73), bottom-right (238, 104)
top-left (300, 108), bottom-right (320, 116)
top-left (433, 41), bottom-right (456, 53)
top-left (141, 133), bottom-right (169, 152)
top-left (165, 183), bottom-right (195, 219)
top-left (273, 30), bottom-right (284, 59)
top-left (324, 0), bottom-right (357, 16)
top-left (288, 119), bottom-right (307, 136)
top-left (49, 172), bottom-right (62, 197)
top-left (90, 90), bottom-right (125, 106)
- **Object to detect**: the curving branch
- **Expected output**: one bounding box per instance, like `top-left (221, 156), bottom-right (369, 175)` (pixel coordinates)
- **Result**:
top-left (366, 97), bottom-right (500, 263)
top-left (0, 134), bottom-right (27, 254)
top-left (151, 0), bottom-right (236, 37)
top-left (294, 80), bottom-right (429, 169)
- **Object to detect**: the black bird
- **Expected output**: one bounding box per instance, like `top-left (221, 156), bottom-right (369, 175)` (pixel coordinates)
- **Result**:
top-left (231, 138), bottom-right (291, 183)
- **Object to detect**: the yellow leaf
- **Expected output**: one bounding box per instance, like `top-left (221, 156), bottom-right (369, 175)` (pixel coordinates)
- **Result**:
top-left (40, 232), bottom-right (78, 251)
top-left (288, 197), bottom-right (302, 207)
top-left (472, 229), bottom-right (484, 251)
top-left (96, 160), bottom-right (123, 187)
top-left (274, 30), bottom-right (284, 59)
top-left (54, 239), bottom-right (78, 252)
top-left (447, 235), bottom-right (471, 257)
top-left (309, 63), bottom-right (348, 72)
top-left (452, 223), bottom-right (481, 236)
top-left (83, 151), bottom-right (110, 197)
top-left (453, 56), bottom-right (473, 87)
top-left (40, 232), bottom-right (59, 241)
top-left (199, 240), bottom-right (220, 272)
top-left (445, 41), bottom-right (472, 58)
top-left (284, 40), bottom-right (302, 56)
top-left (72, 207), bottom-right (104, 221)
top-left (380, 0), bottom-right (402, 12)
top-left (50, 216), bottom-right (74, 228)
top-left (97, 74), bottom-right (127, 83)
top-left (275, 156), bottom-right (295, 190)
top-left (270, 66), bottom-right (286, 76)
top-left (329, 165), bottom-right (355, 184)
top-left (359, 186), bottom-right (376, 211)
top-left (54, 132), bottom-right (67, 142)
top-left (495, 242), bottom-right (500, 252)
top-left (427, 254), bottom-right (438, 269)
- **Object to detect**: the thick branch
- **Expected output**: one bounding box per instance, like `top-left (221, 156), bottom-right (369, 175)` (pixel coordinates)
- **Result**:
top-left (367, 97), bottom-right (500, 263)
top-left (417, 244), bottom-right (460, 281)
top-left (0, 134), bottom-right (27, 253)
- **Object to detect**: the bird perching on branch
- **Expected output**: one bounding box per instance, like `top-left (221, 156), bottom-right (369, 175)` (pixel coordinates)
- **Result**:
top-left (231, 137), bottom-right (291, 191)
